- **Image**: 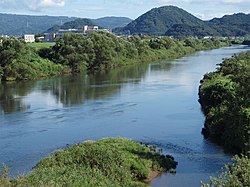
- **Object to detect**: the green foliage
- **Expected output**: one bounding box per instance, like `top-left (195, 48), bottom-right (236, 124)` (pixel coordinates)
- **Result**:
top-left (0, 138), bottom-right (177, 187)
top-left (202, 156), bottom-right (250, 187)
top-left (41, 32), bottom-right (229, 73)
top-left (0, 37), bottom-right (66, 81)
top-left (27, 42), bottom-right (55, 51)
top-left (199, 52), bottom-right (250, 155)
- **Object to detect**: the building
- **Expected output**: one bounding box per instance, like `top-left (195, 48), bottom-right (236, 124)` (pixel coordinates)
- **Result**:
top-left (44, 33), bottom-right (56, 42)
top-left (83, 25), bottom-right (99, 34)
top-left (24, 34), bottom-right (35, 43)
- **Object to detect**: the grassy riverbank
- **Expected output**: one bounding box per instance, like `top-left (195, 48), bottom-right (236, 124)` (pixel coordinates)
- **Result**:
top-left (0, 138), bottom-right (177, 187)
top-left (0, 33), bottom-right (230, 81)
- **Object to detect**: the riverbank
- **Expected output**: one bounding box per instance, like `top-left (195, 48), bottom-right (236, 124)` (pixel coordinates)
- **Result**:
top-left (0, 33), bottom-right (230, 81)
top-left (0, 138), bottom-right (177, 187)
top-left (199, 51), bottom-right (250, 155)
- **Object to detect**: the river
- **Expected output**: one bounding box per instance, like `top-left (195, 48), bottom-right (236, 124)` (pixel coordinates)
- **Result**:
top-left (0, 45), bottom-right (249, 186)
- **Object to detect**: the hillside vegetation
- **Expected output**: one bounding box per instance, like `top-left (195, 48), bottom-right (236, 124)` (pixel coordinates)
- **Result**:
top-left (113, 6), bottom-right (250, 37)
top-left (199, 52), bottom-right (250, 155)
top-left (114, 6), bottom-right (210, 36)
top-left (208, 13), bottom-right (250, 37)
top-left (0, 138), bottom-right (177, 187)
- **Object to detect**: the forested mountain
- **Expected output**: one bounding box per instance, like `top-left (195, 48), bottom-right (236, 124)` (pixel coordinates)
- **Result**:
top-left (0, 14), bottom-right (132, 35)
top-left (207, 13), bottom-right (250, 37)
top-left (0, 13), bottom-right (76, 36)
top-left (114, 6), bottom-right (214, 36)
top-left (94, 17), bottom-right (132, 29)
top-left (46, 17), bottom-right (132, 33)
top-left (1, 7), bottom-right (249, 37)
top-left (46, 18), bottom-right (96, 33)
top-left (114, 6), bottom-right (250, 37)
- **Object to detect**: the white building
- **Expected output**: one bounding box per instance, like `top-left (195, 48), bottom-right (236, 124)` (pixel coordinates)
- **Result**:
top-left (24, 34), bottom-right (35, 43)
top-left (83, 25), bottom-right (99, 34)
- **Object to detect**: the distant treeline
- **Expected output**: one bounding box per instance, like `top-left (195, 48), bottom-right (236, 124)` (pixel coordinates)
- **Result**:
top-left (0, 32), bottom-right (230, 81)
top-left (199, 52), bottom-right (250, 155)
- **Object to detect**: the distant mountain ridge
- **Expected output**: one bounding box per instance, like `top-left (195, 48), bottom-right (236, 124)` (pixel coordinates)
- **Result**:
top-left (0, 13), bottom-right (76, 36)
top-left (114, 6), bottom-right (250, 37)
top-left (1, 7), bottom-right (250, 37)
top-left (207, 13), bottom-right (250, 37)
top-left (0, 13), bottom-right (132, 35)
top-left (94, 17), bottom-right (132, 29)
top-left (46, 17), bottom-right (132, 33)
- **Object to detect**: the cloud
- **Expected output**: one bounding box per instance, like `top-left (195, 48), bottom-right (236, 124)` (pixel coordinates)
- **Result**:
top-left (0, 0), bottom-right (65, 11)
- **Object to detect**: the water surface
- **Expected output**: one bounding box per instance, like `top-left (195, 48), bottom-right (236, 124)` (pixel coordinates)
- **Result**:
top-left (0, 45), bottom-right (249, 186)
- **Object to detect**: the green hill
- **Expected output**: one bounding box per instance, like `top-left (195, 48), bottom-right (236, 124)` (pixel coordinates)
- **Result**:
top-left (46, 17), bottom-right (132, 33)
top-left (113, 6), bottom-right (250, 37)
top-left (114, 6), bottom-right (209, 36)
top-left (46, 18), bottom-right (96, 33)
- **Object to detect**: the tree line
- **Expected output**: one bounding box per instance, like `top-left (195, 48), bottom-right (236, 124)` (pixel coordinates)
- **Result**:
top-left (1, 32), bottom-right (230, 81)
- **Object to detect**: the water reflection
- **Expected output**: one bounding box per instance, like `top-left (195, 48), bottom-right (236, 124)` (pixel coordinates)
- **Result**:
top-left (0, 64), bottom-right (149, 114)
top-left (0, 82), bottom-right (35, 114)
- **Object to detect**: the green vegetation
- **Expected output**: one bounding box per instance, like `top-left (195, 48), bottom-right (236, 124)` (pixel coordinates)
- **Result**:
top-left (113, 6), bottom-right (250, 37)
top-left (0, 138), bottom-right (177, 187)
top-left (208, 13), bottom-right (250, 37)
top-left (47, 17), bottom-right (133, 33)
top-left (202, 156), bottom-right (250, 187)
top-left (114, 6), bottom-right (211, 36)
top-left (0, 12), bottom-right (131, 35)
top-left (39, 32), bottom-right (230, 73)
top-left (0, 37), bottom-right (67, 81)
top-left (46, 18), bottom-right (96, 33)
top-left (27, 42), bottom-right (55, 50)
top-left (0, 32), bottom-right (230, 81)
top-left (199, 52), bottom-right (250, 155)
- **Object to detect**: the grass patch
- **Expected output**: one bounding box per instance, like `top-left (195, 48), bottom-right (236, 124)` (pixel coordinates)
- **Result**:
top-left (27, 42), bottom-right (55, 50)
top-left (0, 138), bottom-right (177, 187)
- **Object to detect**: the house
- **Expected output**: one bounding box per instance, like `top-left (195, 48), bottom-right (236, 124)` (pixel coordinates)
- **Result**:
top-left (24, 34), bottom-right (35, 43)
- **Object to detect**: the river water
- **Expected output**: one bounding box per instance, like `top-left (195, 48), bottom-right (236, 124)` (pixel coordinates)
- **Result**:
top-left (0, 45), bottom-right (249, 186)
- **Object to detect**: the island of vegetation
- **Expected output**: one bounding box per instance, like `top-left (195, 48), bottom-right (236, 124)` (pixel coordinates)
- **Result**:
top-left (0, 32), bottom-right (230, 81)
top-left (0, 138), bottom-right (177, 187)
top-left (199, 52), bottom-right (250, 186)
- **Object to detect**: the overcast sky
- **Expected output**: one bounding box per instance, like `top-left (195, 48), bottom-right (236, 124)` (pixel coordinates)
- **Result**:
top-left (0, 0), bottom-right (249, 20)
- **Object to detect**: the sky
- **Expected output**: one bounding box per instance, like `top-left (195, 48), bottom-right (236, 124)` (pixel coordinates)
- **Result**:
top-left (0, 0), bottom-right (249, 20)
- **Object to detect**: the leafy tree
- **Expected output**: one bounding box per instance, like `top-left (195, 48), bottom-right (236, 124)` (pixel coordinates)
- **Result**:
top-left (202, 156), bottom-right (250, 187)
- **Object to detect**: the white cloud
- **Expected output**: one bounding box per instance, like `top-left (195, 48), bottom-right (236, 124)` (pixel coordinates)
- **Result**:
top-left (0, 0), bottom-right (66, 11)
